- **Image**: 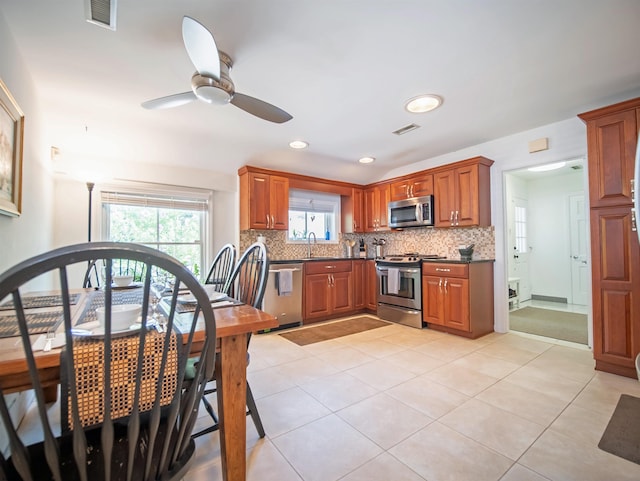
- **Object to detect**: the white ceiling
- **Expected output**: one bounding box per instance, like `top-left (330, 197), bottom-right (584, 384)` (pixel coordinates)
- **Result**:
top-left (1, 0), bottom-right (640, 184)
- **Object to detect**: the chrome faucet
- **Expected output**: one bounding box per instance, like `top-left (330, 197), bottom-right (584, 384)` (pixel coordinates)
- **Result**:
top-left (307, 232), bottom-right (317, 258)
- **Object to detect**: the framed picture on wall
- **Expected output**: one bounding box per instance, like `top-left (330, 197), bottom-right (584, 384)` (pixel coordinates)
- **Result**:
top-left (0, 78), bottom-right (24, 217)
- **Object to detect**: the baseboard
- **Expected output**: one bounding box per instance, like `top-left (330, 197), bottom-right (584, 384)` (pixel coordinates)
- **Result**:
top-left (531, 294), bottom-right (567, 304)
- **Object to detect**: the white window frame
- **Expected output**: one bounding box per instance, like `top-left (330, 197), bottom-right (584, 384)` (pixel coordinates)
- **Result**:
top-left (98, 181), bottom-right (213, 280)
top-left (288, 189), bottom-right (340, 243)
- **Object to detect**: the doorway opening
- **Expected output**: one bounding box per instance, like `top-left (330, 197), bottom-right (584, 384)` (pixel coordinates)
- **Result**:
top-left (504, 158), bottom-right (590, 346)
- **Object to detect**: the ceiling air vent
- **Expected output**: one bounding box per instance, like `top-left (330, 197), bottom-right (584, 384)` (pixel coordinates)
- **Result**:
top-left (392, 123), bottom-right (420, 136)
top-left (85, 0), bottom-right (117, 30)
top-left (571, 165), bottom-right (583, 170)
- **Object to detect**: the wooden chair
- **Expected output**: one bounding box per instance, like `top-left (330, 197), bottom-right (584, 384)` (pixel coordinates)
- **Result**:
top-left (82, 258), bottom-right (148, 288)
top-left (0, 242), bottom-right (216, 481)
top-left (191, 241), bottom-right (269, 439)
top-left (203, 243), bottom-right (236, 296)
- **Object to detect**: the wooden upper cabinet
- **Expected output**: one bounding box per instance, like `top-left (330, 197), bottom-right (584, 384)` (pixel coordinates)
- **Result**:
top-left (433, 157), bottom-right (492, 227)
top-left (390, 174), bottom-right (433, 201)
top-left (239, 170), bottom-right (289, 230)
top-left (365, 184), bottom-right (390, 232)
top-left (342, 188), bottom-right (364, 233)
top-left (434, 170), bottom-right (456, 226)
top-left (579, 105), bottom-right (638, 208)
top-left (269, 175), bottom-right (289, 230)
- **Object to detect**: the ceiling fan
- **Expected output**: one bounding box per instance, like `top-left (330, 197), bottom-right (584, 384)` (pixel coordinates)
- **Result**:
top-left (141, 16), bottom-right (293, 124)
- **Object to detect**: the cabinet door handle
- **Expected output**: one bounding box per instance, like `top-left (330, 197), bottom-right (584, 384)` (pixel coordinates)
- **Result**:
top-left (444, 279), bottom-right (448, 293)
top-left (271, 215), bottom-right (275, 229)
top-left (266, 214), bottom-right (270, 228)
top-left (450, 211), bottom-right (454, 225)
top-left (438, 278), bottom-right (443, 292)
top-left (454, 210), bottom-right (459, 225)
top-left (632, 208), bottom-right (637, 232)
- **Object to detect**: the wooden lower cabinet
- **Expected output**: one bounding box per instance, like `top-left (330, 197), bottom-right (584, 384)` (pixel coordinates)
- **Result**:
top-left (366, 260), bottom-right (377, 311)
top-left (304, 261), bottom-right (354, 323)
top-left (590, 206), bottom-right (640, 377)
top-left (353, 260), bottom-right (365, 310)
top-left (422, 262), bottom-right (494, 339)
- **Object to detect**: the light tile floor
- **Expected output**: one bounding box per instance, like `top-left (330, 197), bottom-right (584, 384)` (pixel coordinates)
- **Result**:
top-left (184, 315), bottom-right (640, 481)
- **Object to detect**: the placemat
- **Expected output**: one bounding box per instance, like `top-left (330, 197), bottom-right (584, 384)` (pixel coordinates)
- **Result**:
top-left (77, 289), bottom-right (145, 325)
top-left (0, 293), bottom-right (80, 311)
top-left (0, 311), bottom-right (63, 338)
top-left (174, 298), bottom-right (241, 313)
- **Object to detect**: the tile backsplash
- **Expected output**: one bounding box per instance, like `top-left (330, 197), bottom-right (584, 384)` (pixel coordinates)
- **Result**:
top-left (240, 226), bottom-right (495, 261)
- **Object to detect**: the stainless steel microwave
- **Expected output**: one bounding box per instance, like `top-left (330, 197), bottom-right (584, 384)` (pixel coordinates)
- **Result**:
top-left (388, 195), bottom-right (434, 228)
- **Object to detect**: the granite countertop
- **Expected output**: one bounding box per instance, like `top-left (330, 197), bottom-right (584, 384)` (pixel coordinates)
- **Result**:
top-left (421, 258), bottom-right (495, 264)
top-left (271, 257), bottom-right (494, 264)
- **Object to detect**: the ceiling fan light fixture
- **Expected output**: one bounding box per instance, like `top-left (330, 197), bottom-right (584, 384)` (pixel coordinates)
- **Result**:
top-left (358, 157), bottom-right (375, 164)
top-left (289, 140), bottom-right (308, 149)
top-left (194, 85), bottom-right (231, 104)
top-left (527, 161), bottom-right (566, 172)
top-left (405, 94), bottom-right (443, 113)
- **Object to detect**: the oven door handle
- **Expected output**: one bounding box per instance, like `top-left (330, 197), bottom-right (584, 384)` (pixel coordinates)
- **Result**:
top-left (376, 267), bottom-right (420, 274)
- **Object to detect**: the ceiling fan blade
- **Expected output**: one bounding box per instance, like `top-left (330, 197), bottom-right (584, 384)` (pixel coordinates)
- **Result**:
top-left (230, 93), bottom-right (293, 123)
top-left (182, 16), bottom-right (220, 79)
top-left (141, 91), bottom-right (197, 110)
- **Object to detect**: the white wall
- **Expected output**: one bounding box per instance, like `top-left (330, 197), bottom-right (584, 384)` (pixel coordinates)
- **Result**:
top-left (0, 10), bottom-right (54, 279)
top-left (527, 171), bottom-right (584, 300)
top-left (0, 8), bottom-right (53, 452)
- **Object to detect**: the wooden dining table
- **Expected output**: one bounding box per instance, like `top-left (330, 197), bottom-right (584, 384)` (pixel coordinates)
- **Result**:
top-left (0, 289), bottom-right (278, 481)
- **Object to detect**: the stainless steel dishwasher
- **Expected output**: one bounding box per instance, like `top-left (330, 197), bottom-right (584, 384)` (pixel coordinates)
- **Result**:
top-left (261, 262), bottom-right (303, 330)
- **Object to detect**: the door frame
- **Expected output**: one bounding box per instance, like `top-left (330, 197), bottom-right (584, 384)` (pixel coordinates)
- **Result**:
top-left (501, 160), bottom-right (593, 348)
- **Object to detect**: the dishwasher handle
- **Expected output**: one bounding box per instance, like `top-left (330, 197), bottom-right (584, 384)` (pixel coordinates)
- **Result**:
top-left (269, 268), bottom-right (302, 273)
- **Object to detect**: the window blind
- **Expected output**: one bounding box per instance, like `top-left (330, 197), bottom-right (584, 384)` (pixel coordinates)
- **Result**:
top-left (101, 191), bottom-right (208, 212)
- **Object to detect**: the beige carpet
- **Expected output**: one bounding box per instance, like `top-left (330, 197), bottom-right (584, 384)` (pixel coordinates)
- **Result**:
top-left (509, 306), bottom-right (588, 344)
top-left (598, 394), bottom-right (640, 465)
top-left (279, 317), bottom-right (390, 346)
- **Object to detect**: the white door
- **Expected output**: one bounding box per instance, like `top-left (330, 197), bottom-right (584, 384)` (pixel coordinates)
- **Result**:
top-left (510, 197), bottom-right (531, 301)
top-left (569, 194), bottom-right (589, 305)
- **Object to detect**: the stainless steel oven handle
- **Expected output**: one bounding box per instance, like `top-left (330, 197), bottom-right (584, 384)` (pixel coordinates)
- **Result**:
top-left (376, 267), bottom-right (420, 274)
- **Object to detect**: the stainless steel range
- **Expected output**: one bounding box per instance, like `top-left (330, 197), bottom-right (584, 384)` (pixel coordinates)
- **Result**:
top-left (376, 253), bottom-right (446, 328)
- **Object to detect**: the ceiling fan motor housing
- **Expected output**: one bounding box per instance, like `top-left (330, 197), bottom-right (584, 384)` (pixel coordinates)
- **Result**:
top-left (191, 51), bottom-right (234, 104)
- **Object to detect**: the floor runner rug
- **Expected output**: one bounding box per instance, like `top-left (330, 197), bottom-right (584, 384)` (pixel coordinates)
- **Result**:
top-left (279, 317), bottom-right (390, 346)
top-left (598, 394), bottom-right (640, 465)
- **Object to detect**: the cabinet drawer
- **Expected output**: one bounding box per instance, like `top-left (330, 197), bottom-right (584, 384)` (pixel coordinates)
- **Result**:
top-left (305, 260), bottom-right (352, 275)
top-left (422, 263), bottom-right (468, 278)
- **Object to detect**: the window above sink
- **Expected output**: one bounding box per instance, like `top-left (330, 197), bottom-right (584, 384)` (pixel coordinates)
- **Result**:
top-left (288, 189), bottom-right (340, 243)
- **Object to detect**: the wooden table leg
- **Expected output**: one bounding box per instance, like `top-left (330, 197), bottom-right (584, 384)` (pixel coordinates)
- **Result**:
top-left (43, 384), bottom-right (58, 403)
top-left (216, 334), bottom-right (248, 481)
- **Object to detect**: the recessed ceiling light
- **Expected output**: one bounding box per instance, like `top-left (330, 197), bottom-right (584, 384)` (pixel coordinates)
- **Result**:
top-left (528, 161), bottom-right (566, 172)
top-left (405, 94), bottom-right (443, 113)
top-left (358, 157), bottom-right (375, 164)
top-left (289, 140), bottom-right (308, 149)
